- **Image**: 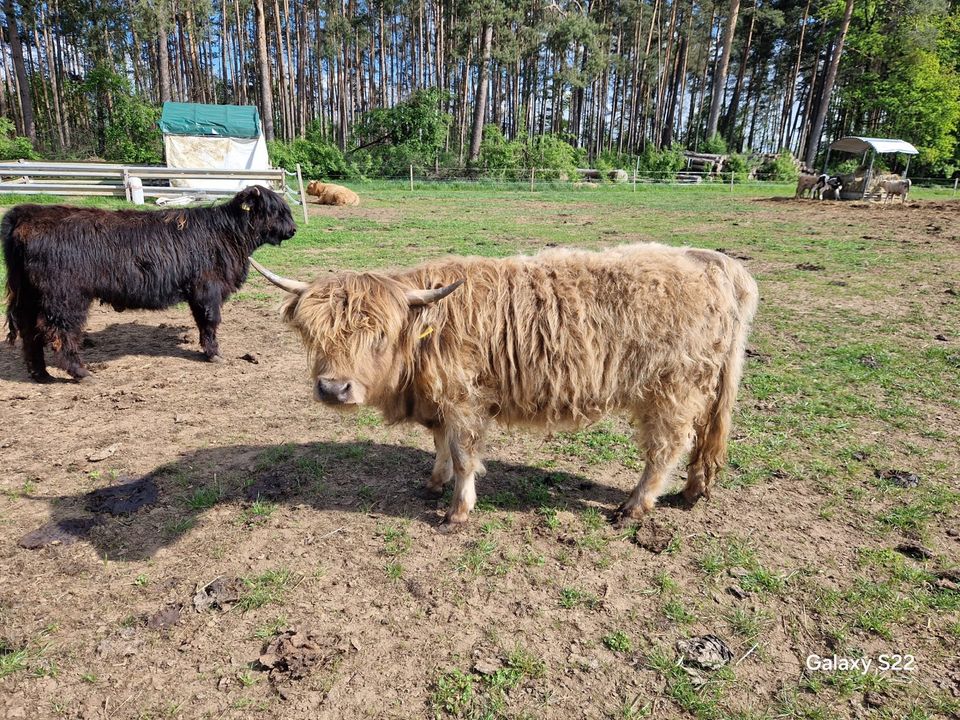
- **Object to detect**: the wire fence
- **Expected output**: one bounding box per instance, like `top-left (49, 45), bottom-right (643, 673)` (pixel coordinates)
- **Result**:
top-left (292, 164), bottom-right (960, 195)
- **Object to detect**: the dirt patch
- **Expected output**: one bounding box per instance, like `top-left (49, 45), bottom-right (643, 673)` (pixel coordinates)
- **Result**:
top-left (0, 197), bottom-right (957, 718)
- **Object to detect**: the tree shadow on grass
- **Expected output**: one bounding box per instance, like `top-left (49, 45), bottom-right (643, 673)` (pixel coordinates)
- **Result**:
top-left (28, 440), bottom-right (649, 561)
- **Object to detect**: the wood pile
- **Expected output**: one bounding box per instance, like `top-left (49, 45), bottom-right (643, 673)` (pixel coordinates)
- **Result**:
top-left (576, 168), bottom-right (630, 183)
top-left (683, 152), bottom-right (726, 176)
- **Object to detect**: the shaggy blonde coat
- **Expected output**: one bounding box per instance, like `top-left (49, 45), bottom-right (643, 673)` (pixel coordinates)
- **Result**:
top-left (273, 243), bottom-right (758, 523)
top-left (306, 181), bottom-right (360, 206)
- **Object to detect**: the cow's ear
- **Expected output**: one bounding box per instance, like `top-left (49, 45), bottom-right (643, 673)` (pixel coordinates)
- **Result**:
top-left (405, 279), bottom-right (464, 307)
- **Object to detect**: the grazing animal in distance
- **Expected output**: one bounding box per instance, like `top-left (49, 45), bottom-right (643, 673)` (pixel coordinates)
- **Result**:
top-left (306, 181), bottom-right (360, 206)
top-left (817, 175), bottom-right (843, 201)
top-left (250, 243), bottom-right (759, 525)
top-left (3, 185), bottom-right (296, 382)
top-left (879, 178), bottom-right (911, 204)
top-left (795, 172), bottom-right (826, 199)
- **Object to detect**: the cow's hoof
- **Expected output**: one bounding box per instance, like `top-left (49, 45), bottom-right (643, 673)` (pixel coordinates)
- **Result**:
top-left (31, 372), bottom-right (55, 384)
top-left (77, 374), bottom-right (96, 385)
top-left (682, 487), bottom-right (705, 507)
top-left (443, 508), bottom-right (471, 526)
top-left (611, 502), bottom-right (645, 527)
top-left (435, 521), bottom-right (465, 535)
top-left (70, 367), bottom-right (92, 381)
top-left (207, 354), bottom-right (225, 364)
top-left (424, 480), bottom-right (446, 495)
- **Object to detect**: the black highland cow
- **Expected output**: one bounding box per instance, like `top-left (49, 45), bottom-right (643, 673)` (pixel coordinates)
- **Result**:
top-left (3, 185), bottom-right (296, 382)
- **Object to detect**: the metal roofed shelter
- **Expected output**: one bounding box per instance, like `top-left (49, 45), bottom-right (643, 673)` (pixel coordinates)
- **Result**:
top-left (159, 102), bottom-right (271, 192)
top-left (823, 136), bottom-right (919, 200)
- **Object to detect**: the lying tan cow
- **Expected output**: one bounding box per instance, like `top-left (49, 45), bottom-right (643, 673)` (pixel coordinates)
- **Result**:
top-left (306, 181), bottom-right (360, 206)
top-left (250, 244), bottom-right (758, 525)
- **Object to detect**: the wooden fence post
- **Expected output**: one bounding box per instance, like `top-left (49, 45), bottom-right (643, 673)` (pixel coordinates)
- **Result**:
top-left (409, 165), bottom-right (414, 192)
top-left (295, 163), bottom-right (308, 225)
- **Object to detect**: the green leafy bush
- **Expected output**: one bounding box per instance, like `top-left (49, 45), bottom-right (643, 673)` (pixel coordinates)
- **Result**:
top-left (103, 94), bottom-right (162, 165)
top-left (524, 133), bottom-right (583, 179)
top-left (475, 125), bottom-right (524, 178)
top-left (637, 144), bottom-right (685, 178)
top-left (0, 117), bottom-right (38, 161)
top-left (268, 137), bottom-right (353, 180)
top-left (758, 150), bottom-right (800, 182)
top-left (726, 153), bottom-right (760, 183)
top-left (353, 88), bottom-right (451, 176)
top-left (81, 65), bottom-right (162, 164)
top-left (699, 134), bottom-right (729, 155)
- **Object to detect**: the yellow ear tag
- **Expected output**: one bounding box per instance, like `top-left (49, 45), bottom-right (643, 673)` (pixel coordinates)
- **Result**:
top-left (241, 203), bottom-right (251, 212)
top-left (418, 326), bottom-right (435, 340)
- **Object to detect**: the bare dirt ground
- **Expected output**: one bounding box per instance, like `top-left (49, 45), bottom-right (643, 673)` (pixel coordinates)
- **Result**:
top-left (0, 197), bottom-right (958, 720)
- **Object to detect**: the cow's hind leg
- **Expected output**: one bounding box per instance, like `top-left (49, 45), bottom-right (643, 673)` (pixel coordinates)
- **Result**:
top-left (14, 300), bottom-right (53, 382)
top-left (617, 403), bottom-right (699, 519)
top-left (445, 433), bottom-right (484, 524)
top-left (427, 426), bottom-right (453, 493)
top-left (43, 300), bottom-right (91, 381)
top-left (189, 291), bottom-right (224, 362)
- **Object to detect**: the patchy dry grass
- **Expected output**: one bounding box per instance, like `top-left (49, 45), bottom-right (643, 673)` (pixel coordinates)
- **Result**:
top-left (0, 185), bottom-right (958, 718)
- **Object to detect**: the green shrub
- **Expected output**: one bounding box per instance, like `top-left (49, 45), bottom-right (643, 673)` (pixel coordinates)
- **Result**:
top-left (353, 88), bottom-right (451, 176)
top-left (476, 125), bottom-right (524, 178)
top-left (699, 134), bottom-right (729, 155)
top-left (525, 133), bottom-right (583, 179)
top-left (103, 94), bottom-right (162, 165)
top-left (0, 117), bottom-right (38, 161)
top-left (759, 150), bottom-right (800, 182)
top-left (726, 153), bottom-right (759, 183)
top-left (268, 137), bottom-right (353, 180)
top-left (637, 143), bottom-right (685, 178)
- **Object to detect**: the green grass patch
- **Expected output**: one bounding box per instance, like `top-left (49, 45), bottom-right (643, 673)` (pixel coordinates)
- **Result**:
top-left (238, 568), bottom-right (298, 611)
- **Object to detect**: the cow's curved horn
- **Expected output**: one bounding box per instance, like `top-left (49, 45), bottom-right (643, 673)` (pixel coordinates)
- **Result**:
top-left (405, 279), bottom-right (464, 307)
top-left (248, 257), bottom-right (309, 294)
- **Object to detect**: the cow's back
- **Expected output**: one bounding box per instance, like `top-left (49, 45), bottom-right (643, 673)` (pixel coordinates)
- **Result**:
top-left (404, 243), bottom-right (755, 429)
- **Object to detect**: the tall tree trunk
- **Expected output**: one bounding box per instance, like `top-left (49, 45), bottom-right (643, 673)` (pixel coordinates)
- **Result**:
top-left (4, 0), bottom-right (34, 140)
top-left (157, 17), bottom-right (171, 103)
top-left (804, 0), bottom-right (854, 168)
top-left (706, 0), bottom-right (740, 140)
top-left (779, 0), bottom-right (811, 152)
top-left (468, 22), bottom-right (493, 162)
top-left (722, 0), bottom-right (756, 147)
top-left (254, 0), bottom-right (274, 141)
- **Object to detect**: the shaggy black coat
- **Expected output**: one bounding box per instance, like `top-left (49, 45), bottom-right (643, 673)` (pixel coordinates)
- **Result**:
top-left (3, 185), bottom-right (296, 382)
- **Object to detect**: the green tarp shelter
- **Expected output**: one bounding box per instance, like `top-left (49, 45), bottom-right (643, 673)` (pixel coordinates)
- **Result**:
top-left (159, 102), bottom-right (261, 138)
top-left (158, 102), bottom-right (270, 191)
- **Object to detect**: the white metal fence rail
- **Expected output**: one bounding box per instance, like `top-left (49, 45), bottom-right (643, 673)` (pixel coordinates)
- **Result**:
top-left (0, 161), bottom-right (287, 198)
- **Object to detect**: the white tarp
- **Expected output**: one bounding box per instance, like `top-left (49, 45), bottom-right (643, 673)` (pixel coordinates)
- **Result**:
top-left (828, 136), bottom-right (919, 156)
top-left (163, 134), bottom-right (271, 191)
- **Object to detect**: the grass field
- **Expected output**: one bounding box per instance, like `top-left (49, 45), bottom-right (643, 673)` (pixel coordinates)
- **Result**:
top-left (0, 183), bottom-right (958, 719)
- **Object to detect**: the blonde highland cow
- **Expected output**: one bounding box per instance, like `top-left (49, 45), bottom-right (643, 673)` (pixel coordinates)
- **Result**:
top-left (250, 243), bottom-right (758, 525)
top-left (306, 181), bottom-right (360, 206)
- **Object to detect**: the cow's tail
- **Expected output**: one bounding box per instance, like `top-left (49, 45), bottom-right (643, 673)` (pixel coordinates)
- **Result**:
top-left (2, 208), bottom-right (25, 344)
top-left (688, 259), bottom-right (759, 496)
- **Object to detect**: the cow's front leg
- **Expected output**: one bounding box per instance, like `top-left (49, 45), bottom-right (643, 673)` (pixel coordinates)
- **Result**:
top-left (188, 292), bottom-right (223, 362)
top-left (427, 426), bottom-right (453, 493)
top-left (445, 434), bottom-right (482, 524)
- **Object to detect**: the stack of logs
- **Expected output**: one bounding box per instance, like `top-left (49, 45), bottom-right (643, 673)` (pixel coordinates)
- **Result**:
top-left (684, 152), bottom-right (727, 178)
